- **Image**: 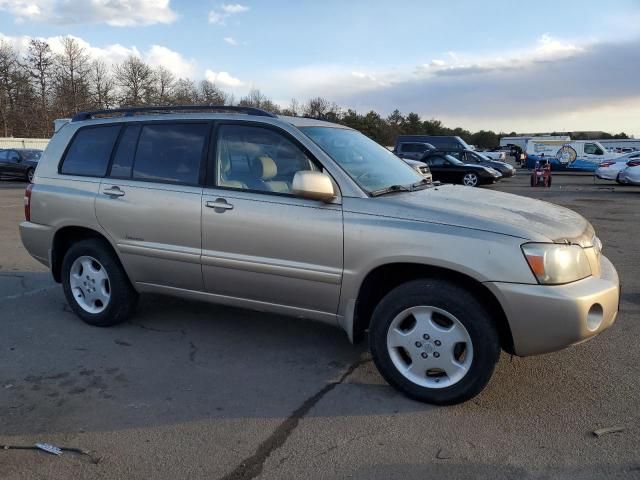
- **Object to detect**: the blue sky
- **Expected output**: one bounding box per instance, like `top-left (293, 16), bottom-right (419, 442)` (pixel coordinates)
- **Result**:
top-left (1, 0), bottom-right (640, 134)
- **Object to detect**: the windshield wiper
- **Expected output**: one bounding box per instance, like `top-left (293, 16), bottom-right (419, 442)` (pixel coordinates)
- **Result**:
top-left (410, 178), bottom-right (432, 190)
top-left (370, 184), bottom-right (412, 197)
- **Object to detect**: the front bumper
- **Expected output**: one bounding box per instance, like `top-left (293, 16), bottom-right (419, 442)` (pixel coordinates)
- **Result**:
top-left (486, 255), bottom-right (619, 356)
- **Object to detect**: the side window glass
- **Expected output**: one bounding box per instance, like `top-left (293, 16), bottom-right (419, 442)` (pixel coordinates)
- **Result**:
top-left (110, 125), bottom-right (141, 179)
top-left (216, 124), bottom-right (316, 194)
top-left (585, 143), bottom-right (598, 155)
top-left (133, 123), bottom-right (207, 185)
top-left (9, 151), bottom-right (20, 162)
top-left (0, 151), bottom-right (6, 160)
top-left (60, 126), bottom-right (121, 176)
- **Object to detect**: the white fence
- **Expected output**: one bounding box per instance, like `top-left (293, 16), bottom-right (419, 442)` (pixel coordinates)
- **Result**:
top-left (0, 137), bottom-right (50, 150)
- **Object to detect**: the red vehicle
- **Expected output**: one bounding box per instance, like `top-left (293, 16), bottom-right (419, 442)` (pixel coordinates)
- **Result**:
top-left (531, 160), bottom-right (552, 187)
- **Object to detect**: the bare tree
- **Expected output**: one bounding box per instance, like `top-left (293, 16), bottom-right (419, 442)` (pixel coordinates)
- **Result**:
top-left (238, 88), bottom-right (280, 113)
top-left (90, 59), bottom-right (114, 109)
top-left (303, 97), bottom-right (340, 120)
top-left (26, 39), bottom-right (54, 123)
top-left (171, 78), bottom-right (198, 104)
top-left (113, 55), bottom-right (155, 106)
top-left (0, 41), bottom-right (20, 136)
top-left (198, 79), bottom-right (228, 105)
top-left (54, 37), bottom-right (92, 115)
top-left (154, 66), bottom-right (175, 104)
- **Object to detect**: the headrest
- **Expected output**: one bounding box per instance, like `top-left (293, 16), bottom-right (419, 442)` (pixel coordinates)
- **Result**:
top-left (251, 155), bottom-right (277, 180)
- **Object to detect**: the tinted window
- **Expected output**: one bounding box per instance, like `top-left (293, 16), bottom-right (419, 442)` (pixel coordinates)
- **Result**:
top-left (110, 125), bottom-right (140, 179)
top-left (133, 123), bottom-right (207, 185)
top-left (400, 143), bottom-right (427, 153)
top-left (428, 156), bottom-right (447, 167)
top-left (216, 124), bottom-right (316, 194)
top-left (8, 151), bottom-right (20, 162)
top-left (61, 126), bottom-right (120, 176)
top-left (584, 143), bottom-right (604, 155)
top-left (0, 151), bottom-right (6, 161)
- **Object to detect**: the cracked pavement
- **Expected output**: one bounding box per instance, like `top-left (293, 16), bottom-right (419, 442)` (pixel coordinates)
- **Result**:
top-left (1, 175), bottom-right (639, 479)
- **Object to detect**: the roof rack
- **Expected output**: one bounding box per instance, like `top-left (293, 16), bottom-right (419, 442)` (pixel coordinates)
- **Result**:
top-left (71, 105), bottom-right (278, 122)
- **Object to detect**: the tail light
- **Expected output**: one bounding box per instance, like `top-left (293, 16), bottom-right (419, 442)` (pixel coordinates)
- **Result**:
top-left (627, 160), bottom-right (640, 167)
top-left (24, 183), bottom-right (33, 221)
top-left (600, 161), bottom-right (615, 167)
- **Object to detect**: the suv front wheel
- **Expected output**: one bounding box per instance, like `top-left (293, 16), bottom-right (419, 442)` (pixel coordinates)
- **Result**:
top-left (61, 238), bottom-right (138, 326)
top-left (369, 279), bottom-right (500, 405)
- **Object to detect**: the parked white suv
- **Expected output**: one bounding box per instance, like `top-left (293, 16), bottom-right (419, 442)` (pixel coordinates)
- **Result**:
top-left (20, 106), bottom-right (619, 405)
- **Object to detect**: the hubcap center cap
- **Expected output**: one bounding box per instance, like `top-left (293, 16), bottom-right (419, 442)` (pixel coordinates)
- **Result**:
top-left (422, 342), bottom-right (435, 355)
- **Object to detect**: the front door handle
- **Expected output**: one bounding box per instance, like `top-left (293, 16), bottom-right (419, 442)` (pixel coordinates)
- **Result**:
top-left (205, 199), bottom-right (234, 211)
top-left (103, 186), bottom-right (125, 197)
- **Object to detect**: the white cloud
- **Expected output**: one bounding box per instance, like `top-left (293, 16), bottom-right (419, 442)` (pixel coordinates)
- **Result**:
top-left (0, 0), bottom-right (177, 26)
top-left (208, 10), bottom-right (225, 25)
top-left (221, 3), bottom-right (248, 14)
top-left (208, 2), bottom-right (249, 25)
top-left (223, 36), bottom-right (238, 46)
top-left (145, 44), bottom-right (196, 78)
top-left (205, 69), bottom-right (244, 88)
top-left (0, 32), bottom-right (197, 79)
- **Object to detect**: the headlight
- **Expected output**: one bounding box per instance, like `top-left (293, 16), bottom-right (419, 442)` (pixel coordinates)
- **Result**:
top-left (521, 243), bottom-right (592, 284)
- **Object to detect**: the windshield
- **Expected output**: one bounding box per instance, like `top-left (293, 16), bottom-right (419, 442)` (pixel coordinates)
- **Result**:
top-left (21, 150), bottom-right (42, 161)
top-left (301, 127), bottom-right (422, 193)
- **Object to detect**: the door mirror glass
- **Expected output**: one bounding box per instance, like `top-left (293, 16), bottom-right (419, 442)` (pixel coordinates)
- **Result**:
top-left (292, 171), bottom-right (335, 201)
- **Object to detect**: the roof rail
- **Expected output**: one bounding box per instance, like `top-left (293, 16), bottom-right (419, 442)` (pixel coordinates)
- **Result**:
top-left (71, 105), bottom-right (278, 122)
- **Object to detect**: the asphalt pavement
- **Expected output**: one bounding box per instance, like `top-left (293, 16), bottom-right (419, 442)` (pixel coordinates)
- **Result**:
top-left (1, 173), bottom-right (639, 479)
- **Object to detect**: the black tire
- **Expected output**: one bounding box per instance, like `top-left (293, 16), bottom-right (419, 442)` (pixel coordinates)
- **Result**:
top-left (369, 279), bottom-right (500, 405)
top-left (61, 238), bottom-right (138, 326)
top-left (25, 168), bottom-right (34, 183)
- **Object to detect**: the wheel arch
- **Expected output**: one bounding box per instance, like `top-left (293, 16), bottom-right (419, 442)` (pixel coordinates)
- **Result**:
top-left (352, 262), bottom-right (514, 354)
top-left (51, 225), bottom-right (125, 284)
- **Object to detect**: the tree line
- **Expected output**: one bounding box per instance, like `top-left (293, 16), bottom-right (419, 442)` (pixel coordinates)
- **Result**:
top-left (0, 37), bottom-right (631, 147)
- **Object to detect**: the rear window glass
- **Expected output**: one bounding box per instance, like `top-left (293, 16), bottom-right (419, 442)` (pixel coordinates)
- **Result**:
top-left (109, 125), bottom-right (140, 179)
top-left (133, 123), bottom-right (208, 185)
top-left (60, 126), bottom-right (121, 176)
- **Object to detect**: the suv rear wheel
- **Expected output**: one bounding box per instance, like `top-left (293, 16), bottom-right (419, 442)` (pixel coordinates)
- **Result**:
top-left (369, 279), bottom-right (500, 405)
top-left (61, 238), bottom-right (138, 326)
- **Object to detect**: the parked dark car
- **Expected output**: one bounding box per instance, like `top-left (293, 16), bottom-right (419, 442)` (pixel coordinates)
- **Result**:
top-left (419, 152), bottom-right (501, 187)
top-left (393, 140), bottom-right (436, 161)
top-left (0, 148), bottom-right (42, 182)
top-left (446, 149), bottom-right (516, 177)
top-left (394, 135), bottom-right (470, 155)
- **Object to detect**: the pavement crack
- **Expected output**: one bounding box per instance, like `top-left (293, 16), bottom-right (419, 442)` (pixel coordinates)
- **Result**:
top-left (218, 356), bottom-right (369, 480)
top-left (189, 341), bottom-right (197, 363)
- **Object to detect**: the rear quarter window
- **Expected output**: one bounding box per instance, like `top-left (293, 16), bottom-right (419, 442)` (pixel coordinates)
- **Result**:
top-left (60, 125), bottom-right (121, 177)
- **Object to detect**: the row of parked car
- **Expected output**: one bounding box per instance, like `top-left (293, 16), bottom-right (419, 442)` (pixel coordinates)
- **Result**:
top-left (594, 150), bottom-right (640, 185)
top-left (392, 135), bottom-right (516, 187)
top-left (0, 148), bottom-right (43, 183)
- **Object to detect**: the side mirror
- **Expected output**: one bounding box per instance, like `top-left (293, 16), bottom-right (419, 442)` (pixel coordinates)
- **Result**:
top-left (292, 171), bottom-right (336, 202)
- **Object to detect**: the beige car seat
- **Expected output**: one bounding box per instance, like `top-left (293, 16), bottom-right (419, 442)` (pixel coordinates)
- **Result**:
top-left (250, 155), bottom-right (290, 193)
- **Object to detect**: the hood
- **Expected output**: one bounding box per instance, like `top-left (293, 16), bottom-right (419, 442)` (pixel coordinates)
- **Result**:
top-left (349, 184), bottom-right (594, 244)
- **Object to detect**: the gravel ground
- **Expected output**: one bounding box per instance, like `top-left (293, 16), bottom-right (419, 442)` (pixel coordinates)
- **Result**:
top-left (0, 172), bottom-right (638, 480)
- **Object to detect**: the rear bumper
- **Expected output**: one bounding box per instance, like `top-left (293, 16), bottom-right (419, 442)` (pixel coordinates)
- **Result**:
top-left (486, 255), bottom-right (619, 356)
top-left (19, 221), bottom-right (53, 268)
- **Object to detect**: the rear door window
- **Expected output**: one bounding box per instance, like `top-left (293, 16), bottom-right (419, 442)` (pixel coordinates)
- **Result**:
top-left (132, 123), bottom-right (208, 185)
top-left (60, 125), bottom-right (121, 177)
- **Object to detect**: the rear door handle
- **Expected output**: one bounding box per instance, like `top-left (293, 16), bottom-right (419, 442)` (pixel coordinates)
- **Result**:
top-left (103, 186), bottom-right (125, 197)
top-left (205, 199), bottom-right (234, 211)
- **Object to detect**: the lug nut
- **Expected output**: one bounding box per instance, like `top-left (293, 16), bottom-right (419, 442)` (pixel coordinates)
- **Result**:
top-left (434, 340), bottom-right (441, 346)
top-left (423, 334), bottom-right (430, 340)
top-left (421, 352), bottom-right (428, 358)
top-left (434, 352), bottom-right (440, 358)
top-left (415, 341), bottom-right (422, 348)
